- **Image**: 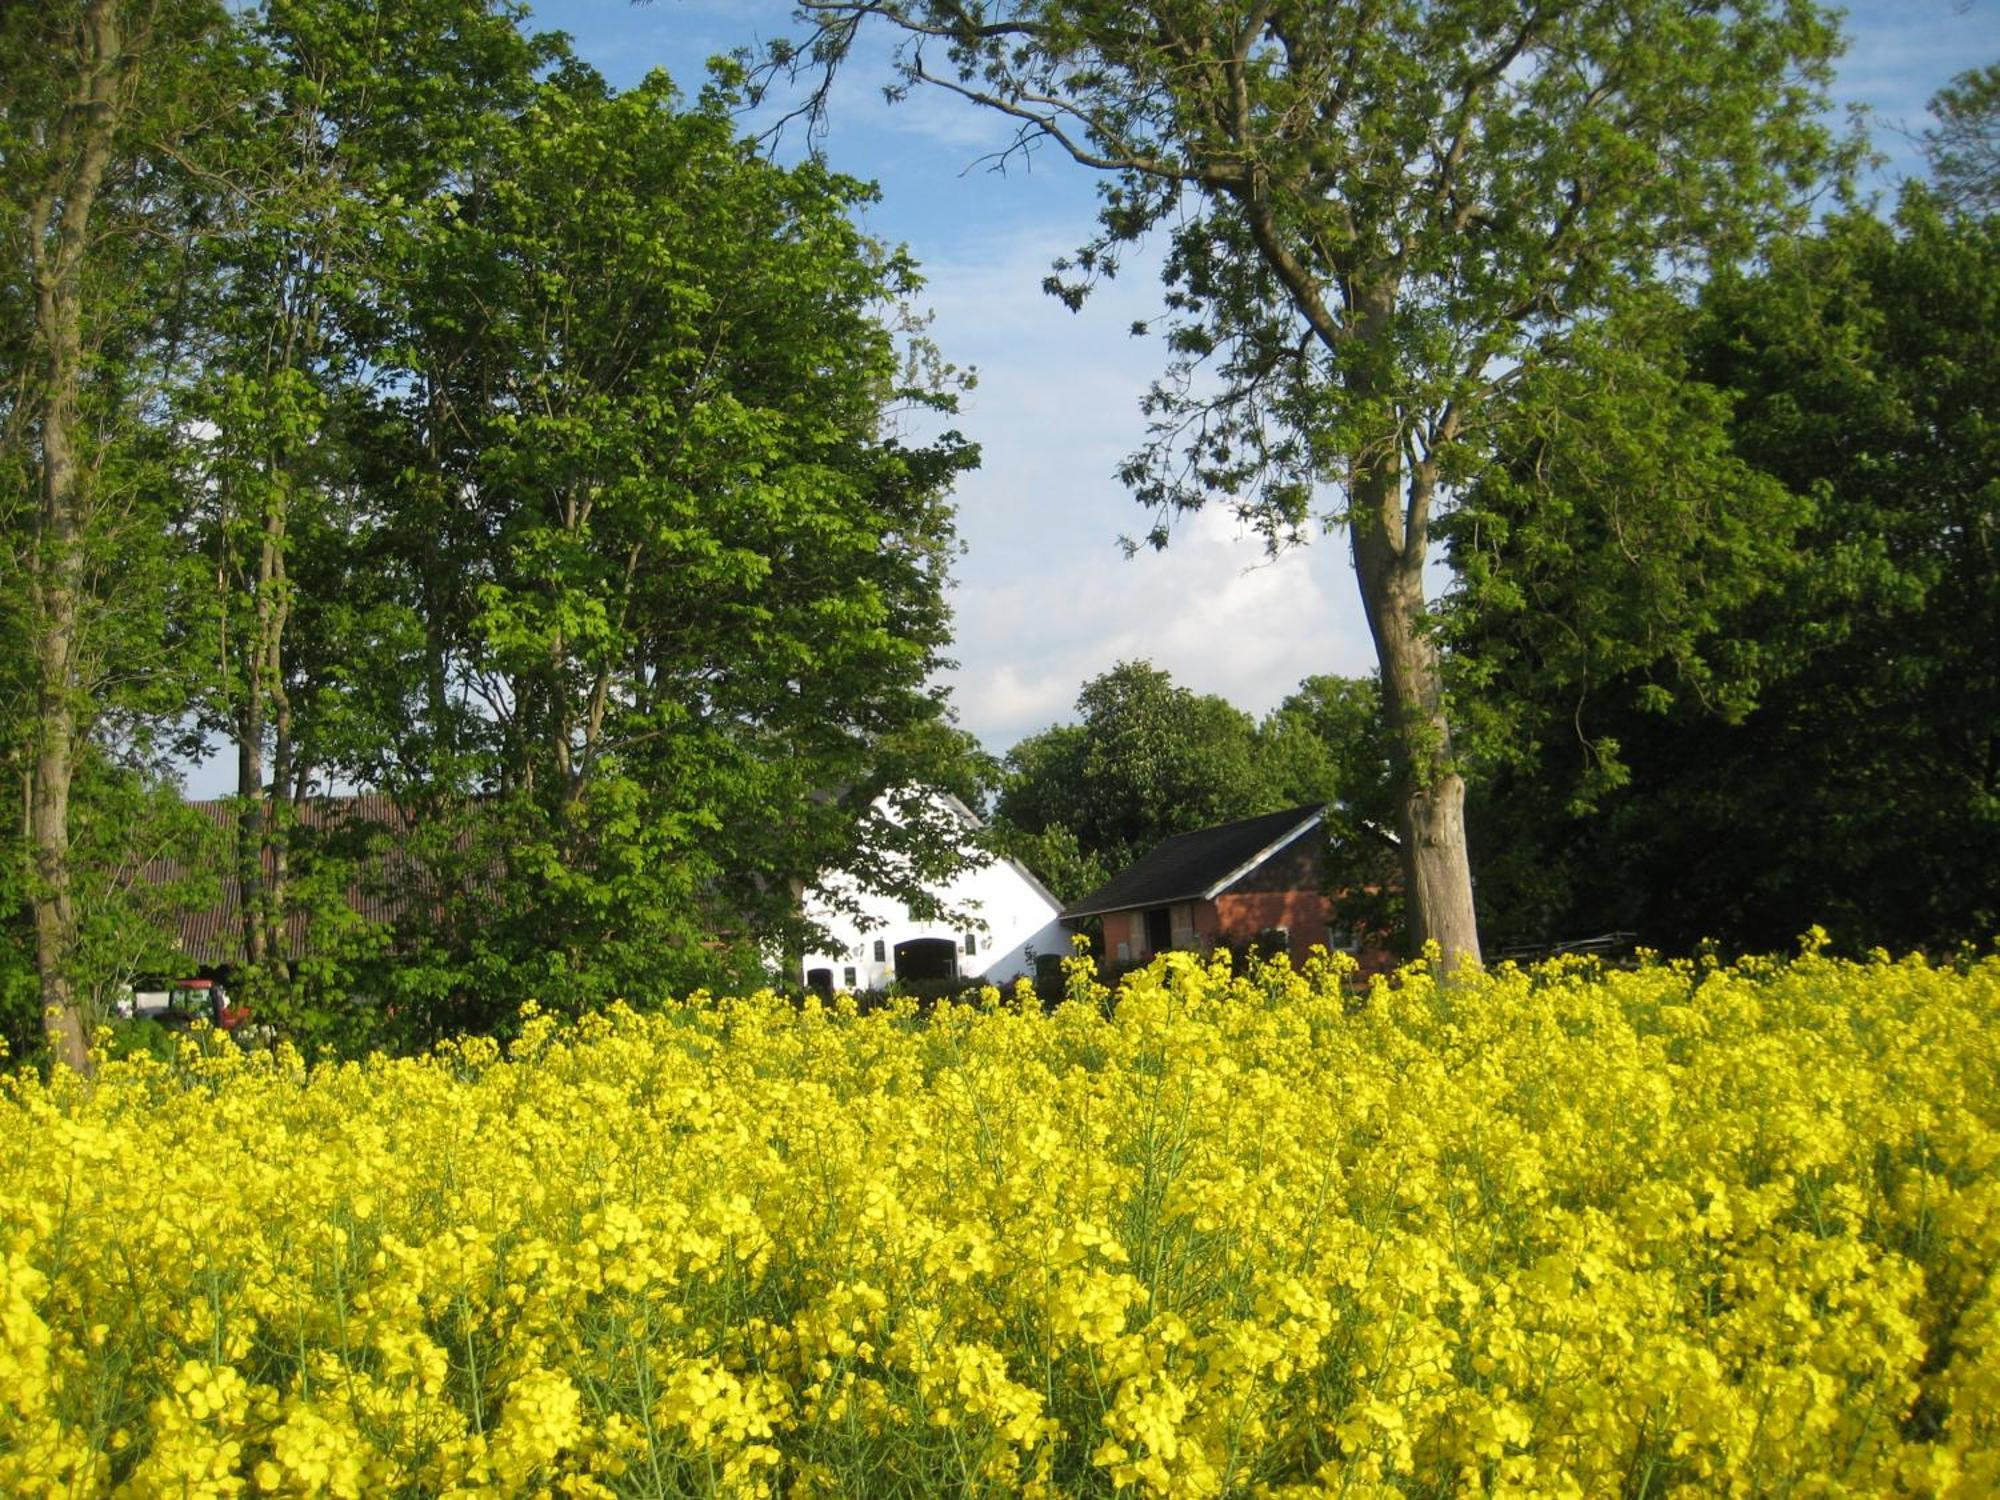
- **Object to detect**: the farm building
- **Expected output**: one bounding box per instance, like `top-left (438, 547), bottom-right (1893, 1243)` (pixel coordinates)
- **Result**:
top-left (798, 791), bottom-right (1068, 994)
top-left (1062, 804), bottom-right (1385, 969)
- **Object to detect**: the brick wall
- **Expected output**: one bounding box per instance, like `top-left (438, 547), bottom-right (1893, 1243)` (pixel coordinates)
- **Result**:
top-left (1213, 889), bottom-right (1331, 958)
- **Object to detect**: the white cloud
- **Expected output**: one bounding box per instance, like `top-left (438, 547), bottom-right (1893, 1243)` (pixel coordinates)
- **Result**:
top-left (944, 507), bottom-right (1378, 750)
top-left (976, 663), bottom-right (1078, 729)
top-left (905, 227), bottom-right (1378, 749)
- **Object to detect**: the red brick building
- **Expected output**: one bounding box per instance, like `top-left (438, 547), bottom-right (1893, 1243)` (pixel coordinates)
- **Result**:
top-left (1062, 804), bottom-right (1353, 967)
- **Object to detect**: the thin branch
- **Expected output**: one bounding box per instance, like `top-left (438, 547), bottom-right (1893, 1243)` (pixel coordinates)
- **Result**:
top-left (906, 57), bottom-right (1232, 185)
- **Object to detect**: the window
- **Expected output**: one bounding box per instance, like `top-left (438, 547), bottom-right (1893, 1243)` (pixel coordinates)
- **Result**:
top-left (963, 932), bottom-right (977, 956)
top-left (842, 966), bottom-right (857, 990)
top-left (873, 938), bottom-right (886, 962)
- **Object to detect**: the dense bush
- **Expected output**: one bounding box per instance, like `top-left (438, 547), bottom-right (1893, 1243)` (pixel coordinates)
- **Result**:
top-left (2, 945), bottom-right (1996, 1495)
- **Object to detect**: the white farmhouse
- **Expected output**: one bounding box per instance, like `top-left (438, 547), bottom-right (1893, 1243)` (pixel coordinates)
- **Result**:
top-left (799, 792), bottom-right (1068, 993)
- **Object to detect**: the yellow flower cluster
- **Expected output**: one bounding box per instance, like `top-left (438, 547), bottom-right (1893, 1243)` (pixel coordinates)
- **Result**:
top-left (3, 944), bottom-right (1997, 1496)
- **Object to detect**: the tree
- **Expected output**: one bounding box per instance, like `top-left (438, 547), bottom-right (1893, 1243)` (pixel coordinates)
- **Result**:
top-left (1453, 192), bottom-right (1998, 954)
top-left (180, 0), bottom-right (559, 1025)
top-left (0, 4), bottom-right (982, 1060)
top-left (990, 661), bottom-right (1270, 899)
top-left (989, 661), bottom-right (1396, 907)
top-left (1925, 62), bottom-right (2000, 217)
top-left (1440, 288), bottom-right (1808, 807)
top-left (2, 0), bottom-right (235, 1068)
top-left (771, 0), bottom-right (1848, 968)
top-left (1260, 674), bottom-right (1393, 819)
top-left (0, 774), bottom-right (219, 1062)
top-left (363, 65), bottom-right (977, 1033)
top-left (1259, 672), bottom-right (1403, 935)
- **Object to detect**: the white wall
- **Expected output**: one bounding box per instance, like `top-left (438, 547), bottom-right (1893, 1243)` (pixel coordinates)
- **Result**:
top-left (800, 798), bottom-right (1067, 991)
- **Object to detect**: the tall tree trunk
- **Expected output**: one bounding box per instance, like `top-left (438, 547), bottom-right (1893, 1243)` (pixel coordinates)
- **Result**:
top-left (236, 633), bottom-right (267, 974)
top-left (264, 518), bottom-right (293, 986)
top-left (26, 0), bottom-right (128, 1072)
top-left (236, 500), bottom-right (293, 986)
top-left (30, 666), bottom-right (86, 1072)
top-left (1351, 503), bottom-right (1482, 973)
top-left (1345, 285), bottom-right (1482, 974)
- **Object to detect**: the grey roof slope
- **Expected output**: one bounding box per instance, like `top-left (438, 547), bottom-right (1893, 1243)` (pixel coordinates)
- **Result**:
top-left (149, 796), bottom-right (470, 966)
top-left (1061, 805), bottom-right (1325, 920)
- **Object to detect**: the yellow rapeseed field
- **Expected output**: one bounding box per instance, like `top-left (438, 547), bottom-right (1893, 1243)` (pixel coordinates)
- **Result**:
top-left (2, 943), bottom-right (1996, 1497)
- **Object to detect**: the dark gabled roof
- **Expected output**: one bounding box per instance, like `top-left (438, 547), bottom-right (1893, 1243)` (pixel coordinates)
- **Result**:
top-left (1061, 805), bottom-right (1326, 920)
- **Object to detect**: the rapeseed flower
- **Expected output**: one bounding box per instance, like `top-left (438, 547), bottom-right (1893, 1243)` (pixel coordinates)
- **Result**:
top-left (0, 947), bottom-right (1994, 1494)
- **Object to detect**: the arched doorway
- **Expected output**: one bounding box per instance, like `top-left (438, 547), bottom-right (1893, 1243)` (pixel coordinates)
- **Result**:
top-left (893, 937), bottom-right (958, 984)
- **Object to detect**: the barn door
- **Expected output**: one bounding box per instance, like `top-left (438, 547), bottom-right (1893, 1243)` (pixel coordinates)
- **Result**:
top-left (893, 938), bottom-right (958, 983)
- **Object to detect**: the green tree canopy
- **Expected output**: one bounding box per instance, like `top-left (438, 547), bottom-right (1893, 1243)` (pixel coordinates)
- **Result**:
top-left (3, 3), bottom-right (982, 1061)
top-left (362, 64), bottom-right (977, 1034)
top-left (1925, 62), bottom-right (2000, 217)
top-left (2, 0), bottom-right (240, 1066)
top-left (990, 661), bottom-right (1397, 908)
top-left (1455, 191), bottom-right (1999, 955)
top-left (176, 0), bottom-right (564, 1030)
top-left (991, 662), bottom-right (1268, 899)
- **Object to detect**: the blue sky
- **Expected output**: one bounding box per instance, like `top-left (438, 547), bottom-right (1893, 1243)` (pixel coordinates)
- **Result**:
top-left (488, 3), bottom-right (2000, 754)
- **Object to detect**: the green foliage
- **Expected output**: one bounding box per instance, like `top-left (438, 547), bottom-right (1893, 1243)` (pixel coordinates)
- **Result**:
top-left (1457, 194), bottom-right (2000, 954)
top-left (98, 1016), bottom-right (177, 1064)
top-left (1443, 290), bottom-right (1810, 810)
top-left (351, 63), bottom-right (977, 1036)
top-left (1925, 62), bottom-right (2000, 218)
top-left (989, 661), bottom-right (1399, 912)
top-left (0, 765), bottom-right (221, 1064)
top-left (3, 3), bottom-right (980, 1056)
top-left (985, 821), bottom-right (1110, 910)
top-left (166, 0), bottom-right (577, 1033)
top-left (1262, 674), bottom-right (1404, 938)
top-left (989, 662), bottom-right (1272, 899)
top-left (1, 0), bottom-right (241, 1062)
top-left (1261, 674), bottom-right (1395, 820)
